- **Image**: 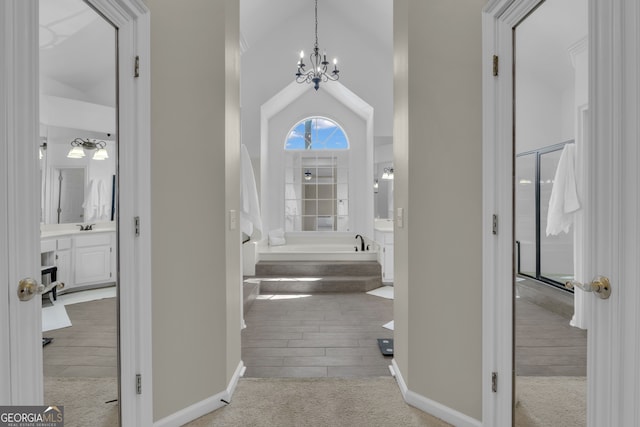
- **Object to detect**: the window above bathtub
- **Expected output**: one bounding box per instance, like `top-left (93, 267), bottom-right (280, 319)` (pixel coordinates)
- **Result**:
top-left (284, 117), bottom-right (349, 151)
top-left (284, 117), bottom-right (350, 232)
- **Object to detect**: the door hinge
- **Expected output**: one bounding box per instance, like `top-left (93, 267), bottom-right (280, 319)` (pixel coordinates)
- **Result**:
top-left (492, 55), bottom-right (499, 77)
top-left (136, 374), bottom-right (142, 394)
top-left (491, 372), bottom-right (498, 392)
top-left (134, 56), bottom-right (140, 78)
top-left (492, 214), bottom-right (498, 235)
top-left (134, 216), bottom-right (140, 237)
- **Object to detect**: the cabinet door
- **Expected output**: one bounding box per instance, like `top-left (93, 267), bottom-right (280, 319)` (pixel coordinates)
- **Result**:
top-left (383, 245), bottom-right (394, 283)
top-left (75, 245), bottom-right (112, 285)
top-left (55, 249), bottom-right (72, 289)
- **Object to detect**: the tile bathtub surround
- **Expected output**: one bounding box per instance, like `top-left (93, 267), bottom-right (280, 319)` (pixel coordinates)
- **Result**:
top-left (242, 292), bottom-right (394, 378)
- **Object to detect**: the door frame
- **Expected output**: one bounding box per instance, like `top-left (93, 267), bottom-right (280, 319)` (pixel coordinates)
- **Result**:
top-left (483, 0), bottom-right (640, 426)
top-left (0, 1), bottom-right (152, 425)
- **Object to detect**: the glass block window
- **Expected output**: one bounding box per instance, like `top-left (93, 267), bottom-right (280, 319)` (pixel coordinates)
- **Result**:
top-left (284, 154), bottom-right (349, 232)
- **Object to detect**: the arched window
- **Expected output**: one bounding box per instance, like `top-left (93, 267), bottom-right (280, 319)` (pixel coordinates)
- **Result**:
top-left (284, 117), bottom-right (349, 232)
top-left (285, 117), bottom-right (349, 150)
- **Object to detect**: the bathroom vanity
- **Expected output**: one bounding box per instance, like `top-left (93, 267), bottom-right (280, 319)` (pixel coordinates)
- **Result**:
top-left (41, 223), bottom-right (116, 292)
top-left (374, 219), bottom-right (394, 283)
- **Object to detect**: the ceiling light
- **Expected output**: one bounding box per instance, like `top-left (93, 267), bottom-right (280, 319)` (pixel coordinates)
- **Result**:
top-left (67, 137), bottom-right (108, 160)
top-left (304, 170), bottom-right (313, 181)
top-left (295, 0), bottom-right (340, 91)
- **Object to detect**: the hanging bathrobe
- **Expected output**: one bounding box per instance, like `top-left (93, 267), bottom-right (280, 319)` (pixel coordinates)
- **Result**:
top-left (546, 143), bottom-right (580, 236)
top-left (240, 144), bottom-right (263, 240)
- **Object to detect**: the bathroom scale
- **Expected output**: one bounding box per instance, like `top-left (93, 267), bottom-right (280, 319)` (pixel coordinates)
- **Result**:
top-left (377, 338), bottom-right (394, 356)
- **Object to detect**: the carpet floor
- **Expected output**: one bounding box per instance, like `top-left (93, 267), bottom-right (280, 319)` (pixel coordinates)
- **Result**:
top-left (186, 377), bottom-right (451, 427)
top-left (44, 377), bottom-right (119, 427)
top-left (515, 376), bottom-right (586, 427)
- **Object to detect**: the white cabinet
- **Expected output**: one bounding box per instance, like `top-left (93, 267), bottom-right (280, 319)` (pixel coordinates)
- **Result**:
top-left (55, 238), bottom-right (72, 287)
top-left (74, 234), bottom-right (113, 285)
top-left (41, 231), bottom-right (115, 291)
top-left (375, 229), bottom-right (394, 283)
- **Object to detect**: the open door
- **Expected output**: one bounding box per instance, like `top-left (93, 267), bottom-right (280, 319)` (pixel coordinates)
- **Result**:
top-left (0, 0), bottom-right (43, 405)
top-left (1, 1), bottom-right (153, 425)
top-left (483, 0), bottom-right (640, 425)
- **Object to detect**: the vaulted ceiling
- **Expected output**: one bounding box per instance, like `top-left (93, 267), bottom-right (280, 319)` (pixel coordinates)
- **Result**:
top-left (39, 0), bottom-right (586, 154)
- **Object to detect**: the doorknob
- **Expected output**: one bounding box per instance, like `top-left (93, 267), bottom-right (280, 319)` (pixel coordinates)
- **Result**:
top-left (17, 277), bottom-right (45, 302)
top-left (565, 276), bottom-right (612, 300)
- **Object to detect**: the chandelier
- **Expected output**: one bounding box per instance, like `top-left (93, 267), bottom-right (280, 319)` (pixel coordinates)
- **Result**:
top-left (67, 137), bottom-right (109, 160)
top-left (295, 0), bottom-right (340, 91)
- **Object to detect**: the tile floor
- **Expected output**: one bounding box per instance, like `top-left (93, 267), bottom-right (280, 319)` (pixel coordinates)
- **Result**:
top-left (242, 292), bottom-right (394, 377)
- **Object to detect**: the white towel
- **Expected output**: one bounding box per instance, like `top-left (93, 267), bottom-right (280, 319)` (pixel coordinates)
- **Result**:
top-left (82, 179), bottom-right (99, 221)
top-left (240, 144), bottom-right (263, 240)
top-left (82, 179), bottom-right (111, 222)
top-left (546, 144), bottom-right (580, 236)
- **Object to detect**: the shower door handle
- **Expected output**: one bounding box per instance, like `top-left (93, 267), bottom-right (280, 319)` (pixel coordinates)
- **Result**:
top-left (565, 276), bottom-right (612, 300)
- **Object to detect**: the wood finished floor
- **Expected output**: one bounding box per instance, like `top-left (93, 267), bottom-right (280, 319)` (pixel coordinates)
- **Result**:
top-left (516, 297), bottom-right (587, 376)
top-left (43, 297), bottom-right (118, 378)
top-left (242, 292), bottom-right (394, 378)
top-left (40, 287), bottom-right (586, 381)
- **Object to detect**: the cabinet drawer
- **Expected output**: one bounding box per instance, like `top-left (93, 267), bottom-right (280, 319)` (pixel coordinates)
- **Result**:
top-left (57, 238), bottom-right (72, 250)
top-left (74, 233), bottom-right (112, 248)
top-left (41, 239), bottom-right (56, 253)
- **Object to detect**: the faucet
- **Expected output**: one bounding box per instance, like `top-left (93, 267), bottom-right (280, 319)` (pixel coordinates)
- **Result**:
top-left (355, 234), bottom-right (365, 252)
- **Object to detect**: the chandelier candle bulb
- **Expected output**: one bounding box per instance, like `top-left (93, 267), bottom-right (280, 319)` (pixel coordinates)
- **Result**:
top-left (295, 0), bottom-right (340, 91)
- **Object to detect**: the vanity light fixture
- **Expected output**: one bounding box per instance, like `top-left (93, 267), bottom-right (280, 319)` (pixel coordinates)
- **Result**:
top-left (295, 0), bottom-right (340, 91)
top-left (67, 138), bottom-right (109, 160)
top-left (374, 179), bottom-right (379, 193)
top-left (381, 167), bottom-right (394, 180)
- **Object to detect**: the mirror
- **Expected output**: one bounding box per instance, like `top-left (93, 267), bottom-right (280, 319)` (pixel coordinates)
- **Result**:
top-left (40, 125), bottom-right (116, 224)
top-left (374, 161), bottom-right (393, 219)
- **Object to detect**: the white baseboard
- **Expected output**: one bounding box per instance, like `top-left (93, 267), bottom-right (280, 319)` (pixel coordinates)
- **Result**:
top-left (391, 360), bottom-right (482, 427)
top-left (154, 360), bottom-right (244, 427)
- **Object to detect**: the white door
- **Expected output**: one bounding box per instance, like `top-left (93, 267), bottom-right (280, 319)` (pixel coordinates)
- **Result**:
top-left (482, 0), bottom-right (640, 426)
top-left (0, 0), bottom-right (44, 405)
top-left (1, 1), bottom-right (153, 424)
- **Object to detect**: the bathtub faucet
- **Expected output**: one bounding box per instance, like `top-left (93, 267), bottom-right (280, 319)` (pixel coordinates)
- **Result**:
top-left (355, 234), bottom-right (365, 252)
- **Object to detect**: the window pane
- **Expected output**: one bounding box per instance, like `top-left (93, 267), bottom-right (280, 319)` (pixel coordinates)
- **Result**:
top-left (284, 117), bottom-right (349, 150)
top-left (515, 154), bottom-right (536, 276)
top-left (540, 149), bottom-right (574, 282)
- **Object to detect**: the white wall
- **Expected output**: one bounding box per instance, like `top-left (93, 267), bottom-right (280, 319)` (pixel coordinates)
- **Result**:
top-left (264, 89), bottom-right (370, 236)
top-left (240, 3), bottom-right (393, 159)
top-left (394, 0), bottom-right (484, 421)
top-left (148, 0), bottom-right (241, 422)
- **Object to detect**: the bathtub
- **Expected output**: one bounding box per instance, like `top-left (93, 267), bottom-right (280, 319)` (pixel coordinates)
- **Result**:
top-left (257, 233), bottom-right (378, 262)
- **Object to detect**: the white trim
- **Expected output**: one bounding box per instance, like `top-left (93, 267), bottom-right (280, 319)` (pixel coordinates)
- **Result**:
top-left (84, 1), bottom-right (152, 426)
top-left (153, 361), bottom-right (245, 427)
top-left (481, 0), bottom-right (555, 425)
top-left (260, 80), bottom-right (374, 238)
top-left (391, 360), bottom-right (481, 427)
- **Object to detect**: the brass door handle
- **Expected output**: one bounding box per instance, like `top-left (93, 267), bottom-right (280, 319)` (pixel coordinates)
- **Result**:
top-left (565, 276), bottom-right (612, 299)
top-left (17, 277), bottom-right (45, 302)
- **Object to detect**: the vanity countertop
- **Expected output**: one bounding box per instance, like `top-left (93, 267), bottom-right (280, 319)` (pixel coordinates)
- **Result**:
top-left (41, 222), bottom-right (116, 239)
